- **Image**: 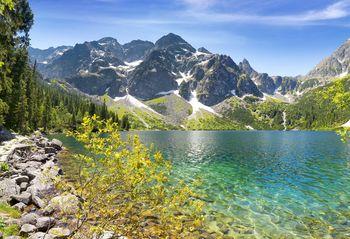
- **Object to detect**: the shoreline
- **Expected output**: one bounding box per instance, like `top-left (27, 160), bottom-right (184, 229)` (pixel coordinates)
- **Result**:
top-left (0, 133), bottom-right (77, 238)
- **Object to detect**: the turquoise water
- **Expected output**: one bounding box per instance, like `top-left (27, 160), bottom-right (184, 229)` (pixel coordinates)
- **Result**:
top-left (55, 131), bottom-right (350, 238)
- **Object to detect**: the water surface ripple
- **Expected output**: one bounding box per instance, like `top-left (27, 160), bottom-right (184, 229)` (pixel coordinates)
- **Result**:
top-left (124, 131), bottom-right (350, 239)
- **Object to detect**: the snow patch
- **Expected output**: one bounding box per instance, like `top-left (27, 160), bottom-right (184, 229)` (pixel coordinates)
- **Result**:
top-left (188, 91), bottom-right (219, 117)
top-left (125, 60), bottom-right (142, 67)
top-left (118, 60), bottom-right (142, 72)
top-left (114, 94), bottom-right (161, 116)
top-left (231, 90), bottom-right (236, 96)
top-left (193, 51), bottom-right (210, 57)
top-left (176, 72), bottom-right (192, 85)
top-left (156, 90), bottom-right (175, 96)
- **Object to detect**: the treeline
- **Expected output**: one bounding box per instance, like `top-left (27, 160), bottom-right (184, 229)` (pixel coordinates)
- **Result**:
top-left (0, 0), bottom-right (130, 133)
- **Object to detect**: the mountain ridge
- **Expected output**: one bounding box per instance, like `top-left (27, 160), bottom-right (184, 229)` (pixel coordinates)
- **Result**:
top-left (29, 33), bottom-right (350, 129)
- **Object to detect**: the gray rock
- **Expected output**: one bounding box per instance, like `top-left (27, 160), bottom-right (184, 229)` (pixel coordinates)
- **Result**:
top-left (20, 223), bottom-right (37, 235)
top-left (5, 236), bottom-right (21, 239)
top-left (28, 232), bottom-right (55, 239)
top-left (15, 161), bottom-right (42, 171)
top-left (21, 212), bottom-right (39, 225)
top-left (0, 178), bottom-right (20, 202)
top-left (49, 194), bottom-right (79, 215)
top-left (50, 139), bottom-right (63, 150)
top-left (36, 217), bottom-right (55, 231)
top-left (11, 192), bottom-right (31, 204)
top-left (20, 182), bottom-right (28, 191)
top-left (13, 202), bottom-right (26, 211)
top-left (14, 175), bottom-right (29, 184)
top-left (30, 154), bottom-right (47, 163)
top-left (42, 205), bottom-right (54, 216)
top-left (32, 196), bottom-right (46, 208)
top-left (48, 228), bottom-right (71, 238)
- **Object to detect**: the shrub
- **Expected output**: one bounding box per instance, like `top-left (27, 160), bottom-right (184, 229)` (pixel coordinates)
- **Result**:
top-left (0, 162), bottom-right (9, 172)
top-left (58, 115), bottom-right (204, 238)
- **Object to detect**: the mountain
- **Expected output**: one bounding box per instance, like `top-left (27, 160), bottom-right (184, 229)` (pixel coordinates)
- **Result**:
top-left (29, 33), bottom-right (350, 130)
top-left (29, 46), bottom-right (72, 64)
top-left (304, 39), bottom-right (350, 82)
top-left (123, 40), bottom-right (154, 62)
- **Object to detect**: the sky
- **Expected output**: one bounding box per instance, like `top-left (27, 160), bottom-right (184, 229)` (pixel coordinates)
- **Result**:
top-left (28, 0), bottom-right (350, 76)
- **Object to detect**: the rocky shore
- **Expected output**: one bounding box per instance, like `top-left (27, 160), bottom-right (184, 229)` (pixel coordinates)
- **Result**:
top-left (0, 133), bottom-right (79, 238)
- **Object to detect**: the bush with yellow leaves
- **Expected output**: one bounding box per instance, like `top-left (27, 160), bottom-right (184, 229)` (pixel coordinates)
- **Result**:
top-left (57, 115), bottom-right (205, 238)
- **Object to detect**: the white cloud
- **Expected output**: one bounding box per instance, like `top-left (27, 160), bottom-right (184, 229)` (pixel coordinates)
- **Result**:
top-left (183, 0), bottom-right (350, 25)
top-left (181, 0), bottom-right (218, 9)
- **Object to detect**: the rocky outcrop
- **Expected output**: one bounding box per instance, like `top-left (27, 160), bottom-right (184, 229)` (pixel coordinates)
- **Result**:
top-left (0, 134), bottom-right (74, 238)
top-left (127, 50), bottom-right (178, 100)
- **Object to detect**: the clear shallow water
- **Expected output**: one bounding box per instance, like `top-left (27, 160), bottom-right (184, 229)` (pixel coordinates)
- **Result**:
top-left (55, 131), bottom-right (350, 238)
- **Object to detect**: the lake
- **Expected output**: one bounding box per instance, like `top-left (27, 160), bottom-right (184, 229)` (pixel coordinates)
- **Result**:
top-left (54, 131), bottom-right (350, 238)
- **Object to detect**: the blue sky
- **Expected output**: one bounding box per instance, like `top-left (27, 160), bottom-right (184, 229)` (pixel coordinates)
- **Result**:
top-left (29, 0), bottom-right (350, 76)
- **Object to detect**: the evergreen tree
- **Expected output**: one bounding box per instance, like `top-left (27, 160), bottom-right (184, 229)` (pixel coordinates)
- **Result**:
top-left (0, 0), bottom-right (125, 133)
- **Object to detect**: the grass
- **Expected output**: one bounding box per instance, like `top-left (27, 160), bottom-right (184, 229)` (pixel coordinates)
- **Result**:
top-left (0, 223), bottom-right (20, 237)
top-left (0, 203), bottom-right (21, 218)
top-left (0, 203), bottom-right (21, 236)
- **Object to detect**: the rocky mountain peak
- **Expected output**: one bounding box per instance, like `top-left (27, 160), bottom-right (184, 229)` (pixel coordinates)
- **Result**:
top-left (305, 38), bottom-right (350, 81)
top-left (123, 40), bottom-right (154, 62)
top-left (239, 59), bottom-right (257, 77)
top-left (155, 33), bottom-right (196, 54)
top-left (197, 47), bottom-right (211, 54)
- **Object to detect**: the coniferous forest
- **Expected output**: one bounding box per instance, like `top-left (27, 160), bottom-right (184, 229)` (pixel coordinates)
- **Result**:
top-left (0, 0), bottom-right (129, 133)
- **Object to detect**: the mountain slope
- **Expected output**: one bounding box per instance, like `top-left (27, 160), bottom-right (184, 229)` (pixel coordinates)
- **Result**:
top-left (304, 39), bottom-right (350, 82)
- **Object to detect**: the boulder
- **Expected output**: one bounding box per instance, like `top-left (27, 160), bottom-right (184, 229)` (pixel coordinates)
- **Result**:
top-left (50, 139), bottom-right (63, 150)
top-left (42, 205), bottom-right (55, 216)
top-left (13, 202), bottom-right (26, 211)
top-left (32, 196), bottom-right (46, 209)
top-left (20, 182), bottom-right (28, 191)
top-left (48, 228), bottom-right (71, 238)
top-left (20, 223), bottom-right (37, 235)
top-left (11, 192), bottom-right (31, 205)
top-left (36, 217), bottom-right (55, 231)
top-left (49, 194), bottom-right (79, 215)
top-left (36, 138), bottom-right (49, 148)
top-left (30, 154), bottom-right (47, 163)
top-left (0, 178), bottom-right (20, 202)
top-left (21, 212), bottom-right (39, 225)
top-left (28, 232), bottom-right (55, 239)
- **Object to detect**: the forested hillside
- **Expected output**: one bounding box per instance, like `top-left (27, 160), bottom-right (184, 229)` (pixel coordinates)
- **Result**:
top-left (287, 75), bottom-right (350, 130)
top-left (0, 0), bottom-right (127, 133)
